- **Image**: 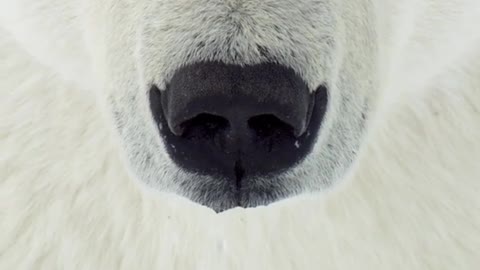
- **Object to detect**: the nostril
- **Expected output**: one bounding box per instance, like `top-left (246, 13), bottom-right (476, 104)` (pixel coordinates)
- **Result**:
top-left (248, 114), bottom-right (295, 138)
top-left (180, 113), bottom-right (229, 138)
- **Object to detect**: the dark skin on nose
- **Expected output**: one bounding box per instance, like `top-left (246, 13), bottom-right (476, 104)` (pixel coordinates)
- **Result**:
top-left (149, 61), bottom-right (328, 186)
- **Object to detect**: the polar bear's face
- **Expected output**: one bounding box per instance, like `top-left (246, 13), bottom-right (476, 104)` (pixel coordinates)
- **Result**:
top-left (100, 0), bottom-right (376, 211)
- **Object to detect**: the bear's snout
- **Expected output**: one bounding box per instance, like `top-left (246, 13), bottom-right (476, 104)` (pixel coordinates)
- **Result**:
top-left (149, 61), bottom-right (328, 191)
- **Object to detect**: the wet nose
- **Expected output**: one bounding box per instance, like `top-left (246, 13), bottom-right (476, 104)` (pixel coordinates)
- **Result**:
top-left (149, 61), bottom-right (326, 183)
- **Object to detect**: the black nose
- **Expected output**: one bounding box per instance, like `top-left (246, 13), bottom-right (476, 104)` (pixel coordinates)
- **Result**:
top-left (150, 62), bottom-right (327, 184)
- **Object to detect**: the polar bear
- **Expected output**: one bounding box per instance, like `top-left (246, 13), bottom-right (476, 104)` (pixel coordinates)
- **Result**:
top-left (1, 0), bottom-right (479, 269)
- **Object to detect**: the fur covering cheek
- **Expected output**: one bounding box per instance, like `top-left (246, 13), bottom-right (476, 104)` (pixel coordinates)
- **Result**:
top-left (0, 0), bottom-right (98, 90)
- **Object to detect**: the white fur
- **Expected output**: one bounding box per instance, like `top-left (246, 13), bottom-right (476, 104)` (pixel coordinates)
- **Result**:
top-left (1, 0), bottom-right (480, 269)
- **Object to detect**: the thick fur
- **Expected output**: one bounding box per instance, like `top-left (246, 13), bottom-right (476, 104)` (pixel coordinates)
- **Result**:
top-left (1, 0), bottom-right (480, 269)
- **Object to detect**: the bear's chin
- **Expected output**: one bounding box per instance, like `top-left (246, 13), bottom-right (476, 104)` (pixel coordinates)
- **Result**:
top-left (175, 174), bottom-right (297, 212)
